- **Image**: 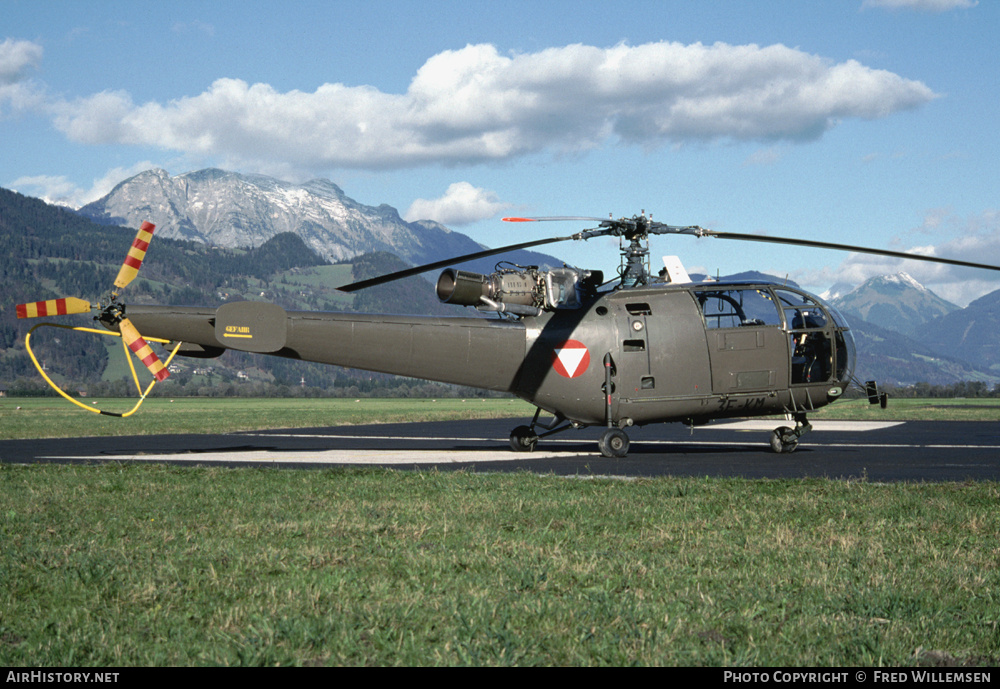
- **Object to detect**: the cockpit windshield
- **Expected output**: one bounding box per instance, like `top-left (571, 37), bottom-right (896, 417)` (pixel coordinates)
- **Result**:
top-left (772, 287), bottom-right (854, 384)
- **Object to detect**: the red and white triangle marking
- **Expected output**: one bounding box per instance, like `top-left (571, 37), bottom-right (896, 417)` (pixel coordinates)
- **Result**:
top-left (552, 340), bottom-right (590, 378)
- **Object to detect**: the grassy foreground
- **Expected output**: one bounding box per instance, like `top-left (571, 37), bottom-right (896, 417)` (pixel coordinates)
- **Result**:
top-left (2, 464), bottom-right (998, 666)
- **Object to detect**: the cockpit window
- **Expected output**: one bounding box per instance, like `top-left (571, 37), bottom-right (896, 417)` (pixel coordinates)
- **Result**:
top-left (772, 289), bottom-right (828, 330)
top-left (694, 288), bottom-right (782, 329)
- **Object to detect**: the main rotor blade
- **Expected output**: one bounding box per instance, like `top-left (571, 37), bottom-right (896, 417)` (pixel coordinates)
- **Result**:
top-left (701, 230), bottom-right (1000, 273)
top-left (502, 216), bottom-right (607, 223)
top-left (114, 222), bottom-right (156, 289)
top-left (336, 235), bottom-right (576, 292)
top-left (16, 297), bottom-right (92, 319)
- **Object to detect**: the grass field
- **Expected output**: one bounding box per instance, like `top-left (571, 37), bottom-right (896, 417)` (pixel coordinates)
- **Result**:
top-left (2, 396), bottom-right (998, 666)
top-left (3, 395), bottom-right (1000, 441)
top-left (2, 465), bottom-right (998, 666)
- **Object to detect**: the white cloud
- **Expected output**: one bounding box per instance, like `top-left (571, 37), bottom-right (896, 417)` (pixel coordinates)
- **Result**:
top-left (9, 175), bottom-right (80, 208)
top-left (404, 182), bottom-right (510, 225)
top-left (47, 41), bottom-right (938, 173)
top-left (0, 38), bottom-right (45, 115)
top-left (12, 161), bottom-right (160, 208)
top-left (862, 0), bottom-right (978, 11)
top-left (0, 38), bottom-right (41, 84)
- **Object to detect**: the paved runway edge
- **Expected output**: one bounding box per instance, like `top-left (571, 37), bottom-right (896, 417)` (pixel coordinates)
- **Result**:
top-left (4, 419), bottom-right (999, 481)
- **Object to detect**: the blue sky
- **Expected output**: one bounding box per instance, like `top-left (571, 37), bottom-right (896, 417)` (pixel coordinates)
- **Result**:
top-left (2, 0), bottom-right (996, 305)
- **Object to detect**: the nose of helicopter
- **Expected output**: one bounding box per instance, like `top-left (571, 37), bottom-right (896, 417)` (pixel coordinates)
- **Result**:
top-left (831, 316), bottom-right (857, 398)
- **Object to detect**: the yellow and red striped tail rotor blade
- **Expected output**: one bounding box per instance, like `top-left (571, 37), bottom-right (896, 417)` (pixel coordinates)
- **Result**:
top-left (118, 317), bottom-right (170, 382)
top-left (16, 297), bottom-right (92, 319)
top-left (114, 221), bottom-right (156, 289)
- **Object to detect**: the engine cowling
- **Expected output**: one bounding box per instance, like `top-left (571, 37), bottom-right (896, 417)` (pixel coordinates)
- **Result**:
top-left (436, 266), bottom-right (602, 315)
top-left (436, 269), bottom-right (539, 307)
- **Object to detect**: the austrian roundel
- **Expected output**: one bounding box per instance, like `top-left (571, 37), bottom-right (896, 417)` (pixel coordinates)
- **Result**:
top-left (552, 340), bottom-right (591, 378)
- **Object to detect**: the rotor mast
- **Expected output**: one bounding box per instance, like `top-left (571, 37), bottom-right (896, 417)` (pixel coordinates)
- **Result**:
top-left (590, 212), bottom-right (699, 288)
top-left (617, 212), bottom-right (652, 288)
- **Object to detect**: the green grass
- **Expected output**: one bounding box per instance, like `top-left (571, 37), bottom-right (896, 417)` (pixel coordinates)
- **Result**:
top-left (1, 465), bottom-right (997, 666)
top-left (2, 396), bottom-right (999, 441)
top-left (279, 264), bottom-right (353, 289)
top-left (0, 397), bottom-right (537, 440)
top-left (812, 397), bottom-right (1000, 422)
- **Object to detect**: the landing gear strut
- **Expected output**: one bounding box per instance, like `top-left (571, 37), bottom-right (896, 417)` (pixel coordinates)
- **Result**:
top-left (509, 408), bottom-right (576, 452)
top-left (595, 351), bottom-right (629, 458)
top-left (770, 413), bottom-right (811, 454)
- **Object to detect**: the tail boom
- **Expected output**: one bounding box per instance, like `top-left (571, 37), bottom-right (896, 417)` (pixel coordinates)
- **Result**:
top-left (124, 304), bottom-right (528, 393)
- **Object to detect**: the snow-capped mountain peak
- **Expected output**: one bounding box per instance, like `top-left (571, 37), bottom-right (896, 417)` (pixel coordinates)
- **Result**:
top-left (865, 272), bottom-right (927, 293)
top-left (77, 168), bottom-right (487, 267)
top-left (831, 271), bottom-right (958, 339)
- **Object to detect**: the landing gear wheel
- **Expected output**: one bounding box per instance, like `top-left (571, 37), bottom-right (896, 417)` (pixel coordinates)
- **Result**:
top-left (770, 426), bottom-right (799, 454)
top-left (509, 425), bottom-right (538, 452)
top-left (598, 428), bottom-right (630, 458)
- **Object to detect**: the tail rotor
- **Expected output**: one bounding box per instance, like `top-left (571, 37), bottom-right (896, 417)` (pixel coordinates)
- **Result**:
top-left (15, 222), bottom-right (181, 415)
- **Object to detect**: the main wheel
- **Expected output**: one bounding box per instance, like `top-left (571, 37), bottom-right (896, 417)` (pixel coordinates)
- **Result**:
top-left (509, 425), bottom-right (538, 452)
top-left (770, 426), bottom-right (799, 454)
top-left (597, 428), bottom-right (630, 458)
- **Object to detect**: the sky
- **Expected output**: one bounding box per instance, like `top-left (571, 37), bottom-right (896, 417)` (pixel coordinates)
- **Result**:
top-left (2, 0), bottom-right (997, 306)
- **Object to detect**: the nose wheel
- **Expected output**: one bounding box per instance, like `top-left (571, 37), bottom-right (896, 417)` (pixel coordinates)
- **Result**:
top-left (598, 428), bottom-right (630, 458)
top-left (770, 413), bottom-right (811, 454)
top-left (770, 427), bottom-right (799, 454)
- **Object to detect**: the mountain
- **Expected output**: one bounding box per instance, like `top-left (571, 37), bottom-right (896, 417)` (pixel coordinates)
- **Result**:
top-left (842, 316), bottom-right (995, 387)
top-left (77, 168), bottom-right (561, 273)
top-left (825, 273), bottom-right (998, 385)
top-left (922, 288), bottom-right (1000, 374)
top-left (830, 272), bottom-right (958, 340)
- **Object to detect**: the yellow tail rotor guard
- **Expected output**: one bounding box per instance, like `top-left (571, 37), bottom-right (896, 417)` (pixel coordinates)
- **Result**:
top-left (25, 322), bottom-right (184, 418)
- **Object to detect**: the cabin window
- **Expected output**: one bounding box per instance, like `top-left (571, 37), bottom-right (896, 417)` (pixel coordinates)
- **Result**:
top-left (623, 339), bottom-right (646, 352)
top-left (626, 303), bottom-right (652, 315)
top-left (694, 288), bottom-right (782, 329)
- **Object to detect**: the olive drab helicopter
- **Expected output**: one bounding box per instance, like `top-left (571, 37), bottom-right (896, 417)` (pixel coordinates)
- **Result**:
top-left (16, 213), bottom-right (1000, 457)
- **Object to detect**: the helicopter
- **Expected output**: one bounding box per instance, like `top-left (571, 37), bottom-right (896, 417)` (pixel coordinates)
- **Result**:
top-left (16, 213), bottom-right (1000, 457)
